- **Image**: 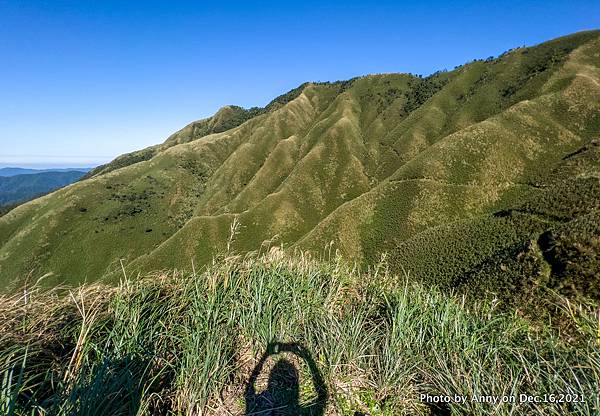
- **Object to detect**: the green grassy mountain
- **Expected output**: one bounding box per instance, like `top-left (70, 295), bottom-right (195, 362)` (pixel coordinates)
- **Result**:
top-left (1, 30), bottom-right (599, 302)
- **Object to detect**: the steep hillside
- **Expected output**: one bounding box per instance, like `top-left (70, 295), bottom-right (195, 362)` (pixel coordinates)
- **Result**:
top-left (1, 30), bottom-right (599, 300)
top-left (83, 82), bottom-right (327, 178)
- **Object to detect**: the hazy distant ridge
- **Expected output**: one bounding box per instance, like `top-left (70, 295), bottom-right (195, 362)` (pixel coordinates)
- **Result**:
top-left (0, 167), bottom-right (91, 177)
top-left (0, 170), bottom-right (87, 207)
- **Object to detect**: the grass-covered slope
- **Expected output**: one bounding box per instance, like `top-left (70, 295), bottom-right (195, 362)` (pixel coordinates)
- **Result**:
top-left (82, 105), bottom-right (262, 179)
top-left (0, 30), bottom-right (599, 298)
top-left (1, 253), bottom-right (598, 415)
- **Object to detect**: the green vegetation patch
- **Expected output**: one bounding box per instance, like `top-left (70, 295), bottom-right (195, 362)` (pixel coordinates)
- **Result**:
top-left (0, 253), bottom-right (598, 415)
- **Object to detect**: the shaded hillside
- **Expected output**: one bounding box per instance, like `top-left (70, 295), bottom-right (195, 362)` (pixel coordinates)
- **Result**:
top-left (0, 30), bottom-right (599, 301)
top-left (0, 170), bottom-right (87, 208)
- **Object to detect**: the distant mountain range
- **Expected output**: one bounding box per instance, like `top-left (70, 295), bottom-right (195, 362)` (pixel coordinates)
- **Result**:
top-left (0, 30), bottom-right (598, 303)
top-left (0, 167), bottom-right (91, 177)
top-left (0, 169), bottom-right (89, 210)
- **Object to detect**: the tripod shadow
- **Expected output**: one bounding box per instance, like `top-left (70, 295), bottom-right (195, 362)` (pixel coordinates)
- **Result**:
top-left (245, 342), bottom-right (327, 415)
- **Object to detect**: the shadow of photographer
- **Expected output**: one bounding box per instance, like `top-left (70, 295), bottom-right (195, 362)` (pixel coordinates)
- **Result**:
top-left (244, 342), bottom-right (327, 416)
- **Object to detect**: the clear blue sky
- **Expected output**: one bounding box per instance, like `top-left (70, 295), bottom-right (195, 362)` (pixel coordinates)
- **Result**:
top-left (1, 1), bottom-right (599, 168)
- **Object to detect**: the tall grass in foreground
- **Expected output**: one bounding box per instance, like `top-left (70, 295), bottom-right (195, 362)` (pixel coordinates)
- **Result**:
top-left (0, 250), bottom-right (598, 415)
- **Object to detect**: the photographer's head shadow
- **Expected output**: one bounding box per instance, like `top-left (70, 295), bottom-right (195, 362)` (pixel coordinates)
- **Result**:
top-left (244, 342), bottom-right (327, 416)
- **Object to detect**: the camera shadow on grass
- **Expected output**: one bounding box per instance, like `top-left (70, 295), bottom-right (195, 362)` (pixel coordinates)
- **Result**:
top-left (245, 342), bottom-right (327, 416)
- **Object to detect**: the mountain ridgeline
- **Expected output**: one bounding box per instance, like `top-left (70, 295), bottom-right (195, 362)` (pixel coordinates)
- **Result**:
top-left (1, 31), bottom-right (599, 302)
